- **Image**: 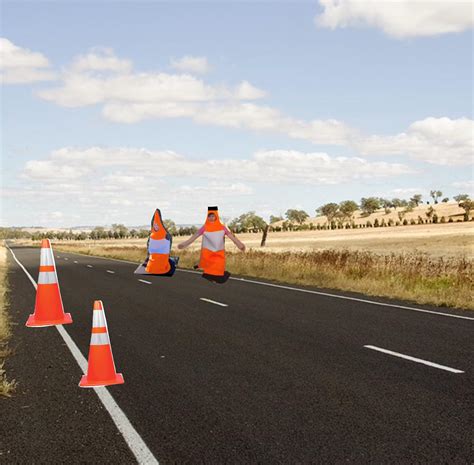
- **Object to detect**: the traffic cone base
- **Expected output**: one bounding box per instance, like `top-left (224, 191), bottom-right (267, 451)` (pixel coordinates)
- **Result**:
top-left (79, 373), bottom-right (124, 388)
top-left (26, 312), bottom-right (72, 327)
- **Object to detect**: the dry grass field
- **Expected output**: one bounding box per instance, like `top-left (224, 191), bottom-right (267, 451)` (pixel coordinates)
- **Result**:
top-left (34, 222), bottom-right (472, 257)
top-left (236, 222), bottom-right (474, 257)
top-left (28, 221), bottom-right (473, 310)
top-left (0, 245), bottom-right (16, 397)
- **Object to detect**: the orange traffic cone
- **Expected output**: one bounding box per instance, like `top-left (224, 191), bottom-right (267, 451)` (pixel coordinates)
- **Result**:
top-left (79, 300), bottom-right (124, 388)
top-left (26, 239), bottom-right (73, 327)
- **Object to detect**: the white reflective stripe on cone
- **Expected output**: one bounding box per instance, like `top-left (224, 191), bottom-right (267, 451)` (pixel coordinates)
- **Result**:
top-left (92, 310), bottom-right (106, 328)
top-left (40, 248), bottom-right (55, 266)
top-left (38, 271), bottom-right (58, 284)
top-left (90, 333), bottom-right (110, 345)
top-left (202, 230), bottom-right (225, 252)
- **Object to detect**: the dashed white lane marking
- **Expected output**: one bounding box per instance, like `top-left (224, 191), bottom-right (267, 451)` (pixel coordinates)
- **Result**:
top-left (106, 270), bottom-right (115, 274)
top-left (57, 256), bottom-right (61, 258)
top-left (42, 250), bottom-right (474, 322)
top-left (64, 257), bottom-right (69, 261)
top-left (87, 265), bottom-right (93, 268)
top-left (199, 298), bottom-right (228, 307)
top-left (6, 245), bottom-right (159, 464)
top-left (73, 260), bottom-right (78, 264)
top-left (363, 345), bottom-right (464, 374)
top-left (138, 279), bottom-right (152, 285)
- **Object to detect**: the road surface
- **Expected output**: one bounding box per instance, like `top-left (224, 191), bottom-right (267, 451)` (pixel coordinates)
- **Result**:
top-left (2, 244), bottom-right (473, 464)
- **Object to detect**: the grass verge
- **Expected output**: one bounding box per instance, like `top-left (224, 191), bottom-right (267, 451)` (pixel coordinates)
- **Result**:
top-left (0, 244), bottom-right (16, 397)
top-left (50, 242), bottom-right (473, 310)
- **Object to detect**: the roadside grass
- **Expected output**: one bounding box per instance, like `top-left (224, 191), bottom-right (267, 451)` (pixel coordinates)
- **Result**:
top-left (50, 242), bottom-right (474, 310)
top-left (0, 245), bottom-right (16, 397)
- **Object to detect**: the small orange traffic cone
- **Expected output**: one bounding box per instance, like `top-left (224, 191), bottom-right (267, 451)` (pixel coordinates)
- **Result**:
top-left (79, 300), bottom-right (124, 388)
top-left (26, 239), bottom-right (73, 327)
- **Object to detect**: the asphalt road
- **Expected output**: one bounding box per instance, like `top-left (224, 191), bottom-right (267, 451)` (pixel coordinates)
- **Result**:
top-left (2, 244), bottom-right (473, 464)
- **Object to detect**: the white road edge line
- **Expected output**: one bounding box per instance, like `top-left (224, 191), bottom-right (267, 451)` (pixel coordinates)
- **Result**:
top-left (199, 298), bottom-right (228, 307)
top-left (40, 249), bottom-right (474, 321)
top-left (87, 265), bottom-right (93, 268)
top-left (363, 345), bottom-right (464, 374)
top-left (106, 270), bottom-right (115, 274)
top-left (138, 279), bottom-right (152, 285)
top-left (6, 245), bottom-right (159, 465)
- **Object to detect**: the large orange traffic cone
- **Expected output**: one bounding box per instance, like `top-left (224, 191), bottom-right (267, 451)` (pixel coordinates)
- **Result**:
top-left (79, 300), bottom-right (124, 388)
top-left (26, 239), bottom-right (73, 327)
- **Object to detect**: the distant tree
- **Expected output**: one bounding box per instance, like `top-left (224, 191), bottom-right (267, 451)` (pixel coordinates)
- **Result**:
top-left (410, 194), bottom-right (423, 206)
top-left (430, 190), bottom-right (443, 204)
top-left (91, 226), bottom-right (107, 240)
top-left (379, 198), bottom-right (392, 214)
top-left (230, 211), bottom-right (267, 233)
top-left (458, 198), bottom-right (474, 221)
top-left (441, 197), bottom-right (449, 203)
top-left (269, 215), bottom-right (283, 224)
top-left (112, 223), bottom-right (129, 238)
top-left (391, 198), bottom-right (408, 208)
top-left (163, 219), bottom-right (177, 235)
top-left (454, 194), bottom-right (470, 202)
top-left (360, 197), bottom-right (381, 215)
top-left (285, 209), bottom-right (309, 225)
top-left (339, 200), bottom-right (359, 221)
top-left (426, 206), bottom-right (435, 220)
top-left (317, 203), bottom-right (339, 223)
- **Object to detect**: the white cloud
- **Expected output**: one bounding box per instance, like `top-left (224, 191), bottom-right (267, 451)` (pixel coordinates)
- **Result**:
top-left (70, 47), bottom-right (132, 73)
top-left (9, 145), bottom-right (413, 226)
top-left (452, 180), bottom-right (474, 194)
top-left (22, 146), bottom-right (412, 187)
top-left (170, 55), bottom-right (211, 74)
top-left (0, 37), bottom-right (56, 84)
top-left (356, 117), bottom-right (474, 165)
top-left (32, 46), bottom-right (358, 147)
top-left (316, 0), bottom-right (474, 39)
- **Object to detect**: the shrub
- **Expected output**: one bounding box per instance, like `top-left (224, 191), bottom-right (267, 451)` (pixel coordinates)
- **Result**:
top-left (388, 219), bottom-right (394, 226)
top-left (410, 219), bottom-right (416, 225)
top-left (395, 221), bottom-right (400, 226)
top-left (374, 219), bottom-right (380, 227)
top-left (432, 214), bottom-right (438, 224)
top-left (448, 218), bottom-right (454, 223)
top-left (440, 216), bottom-right (446, 223)
top-left (366, 221), bottom-right (372, 227)
top-left (403, 219), bottom-right (408, 226)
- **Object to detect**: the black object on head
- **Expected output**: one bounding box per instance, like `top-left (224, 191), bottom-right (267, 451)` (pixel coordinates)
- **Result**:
top-left (208, 206), bottom-right (218, 211)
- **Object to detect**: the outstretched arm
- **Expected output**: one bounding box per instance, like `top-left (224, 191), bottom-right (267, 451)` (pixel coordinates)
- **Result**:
top-left (225, 228), bottom-right (246, 252)
top-left (177, 230), bottom-right (202, 249)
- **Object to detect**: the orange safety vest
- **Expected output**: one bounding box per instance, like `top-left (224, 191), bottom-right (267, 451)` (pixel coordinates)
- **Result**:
top-left (199, 206), bottom-right (226, 276)
top-left (145, 209), bottom-right (172, 275)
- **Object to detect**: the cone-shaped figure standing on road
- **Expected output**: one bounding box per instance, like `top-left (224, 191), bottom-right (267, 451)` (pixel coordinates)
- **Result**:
top-left (26, 239), bottom-right (73, 327)
top-left (79, 300), bottom-right (124, 388)
top-left (178, 206), bottom-right (246, 284)
top-left (134, 208), bottom-right (179, 277)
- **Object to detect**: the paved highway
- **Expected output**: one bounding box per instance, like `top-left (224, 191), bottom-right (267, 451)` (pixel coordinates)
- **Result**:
top-left (2, 244), bottom-right (473, 464)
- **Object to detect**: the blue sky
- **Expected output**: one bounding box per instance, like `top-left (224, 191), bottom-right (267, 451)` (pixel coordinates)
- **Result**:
top-left (1, 1), bottom-right (473, 226)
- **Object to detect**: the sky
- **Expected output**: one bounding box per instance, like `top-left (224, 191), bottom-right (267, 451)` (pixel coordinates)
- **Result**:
top-left (1, 0), bottom-right (473, 227)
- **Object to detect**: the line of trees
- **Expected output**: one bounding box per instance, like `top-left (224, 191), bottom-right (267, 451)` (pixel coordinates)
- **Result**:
top-left (1, 193), bottom-right (472, 242)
